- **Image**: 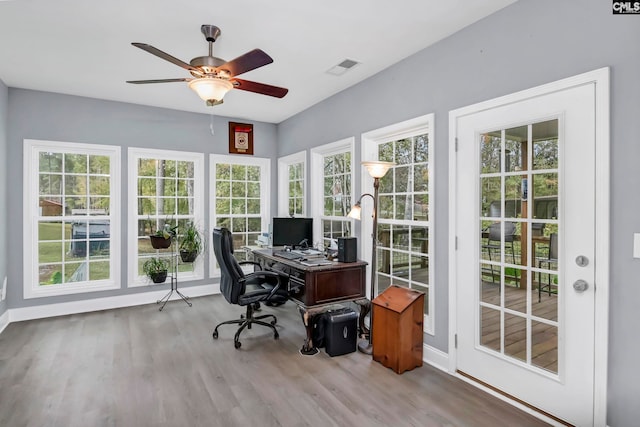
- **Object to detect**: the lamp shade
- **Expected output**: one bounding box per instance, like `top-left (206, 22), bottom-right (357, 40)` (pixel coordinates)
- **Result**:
top-left (362, 161), bottom-right (395, 179)
top-left (188, 78), bottom-right (233, 102)
top-left (347, 203), bottom-right (362, 220)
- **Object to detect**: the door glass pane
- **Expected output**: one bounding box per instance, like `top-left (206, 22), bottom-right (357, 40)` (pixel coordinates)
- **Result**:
top-left (478, 119), bottom-right (560, 374)
top-left (480, 263), bottom-right (500, 306)
top-left (505, 125), bottom-right (528, 173)
top-left (480, 306), bottom-right (501, 351)
top-left (480, 133), bottom-right (501, 174)
top-left (504, 268), bottom-right (527, 314)
top-left (480, 176), bottom-right (501, 217)
top-left (532, 173), bottom-right (558, 220)
top-left (504, 177), bottom-right (522, 219)
top-left (532, 321), bottom-right (558, 374)
top-left (504, 313), bottom-right (526, 362)
top-left (532, 120), bottom-right (559, 170)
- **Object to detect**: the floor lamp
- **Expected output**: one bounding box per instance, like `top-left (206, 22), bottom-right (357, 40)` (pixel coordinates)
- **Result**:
top-left (348, 160), bottom-right (395, 354)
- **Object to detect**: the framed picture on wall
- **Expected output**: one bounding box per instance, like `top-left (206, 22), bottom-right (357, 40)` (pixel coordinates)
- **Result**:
top-left (229, 122), bottom-right (254, 155)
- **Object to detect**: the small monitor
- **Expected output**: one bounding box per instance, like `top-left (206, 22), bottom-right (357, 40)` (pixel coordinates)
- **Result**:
top-left (271, 217), bottom-right (313, 248)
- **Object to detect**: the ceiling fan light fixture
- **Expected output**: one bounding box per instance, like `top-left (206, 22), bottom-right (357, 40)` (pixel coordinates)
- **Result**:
top-left (188, 78), bottom-right (233, 104)
top-left (128, 25), bottom-right (288, 104)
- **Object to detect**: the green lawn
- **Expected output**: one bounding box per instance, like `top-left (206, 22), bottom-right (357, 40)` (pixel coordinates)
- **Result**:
top-left (38, 222), bottom-right (111, 284)
top-left (38, 223), bottom-right (195, 284)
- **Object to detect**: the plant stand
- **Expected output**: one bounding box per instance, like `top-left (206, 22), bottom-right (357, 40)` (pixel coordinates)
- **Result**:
top-left (157, 240), bottom-right (192, 311)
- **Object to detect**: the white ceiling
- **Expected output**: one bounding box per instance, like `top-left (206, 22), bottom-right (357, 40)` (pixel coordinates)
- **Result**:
top-left (0, 0), bottom-right (516, 124)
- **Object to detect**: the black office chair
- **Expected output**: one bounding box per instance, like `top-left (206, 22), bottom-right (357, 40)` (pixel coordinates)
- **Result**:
top-left (212, 227), bottom-right (288, 349)
top-left (538, 233), bottom-right (558, 302)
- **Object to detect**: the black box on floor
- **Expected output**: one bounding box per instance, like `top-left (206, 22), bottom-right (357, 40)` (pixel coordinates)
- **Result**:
top-left (324, 307), bottom-right (358, 357)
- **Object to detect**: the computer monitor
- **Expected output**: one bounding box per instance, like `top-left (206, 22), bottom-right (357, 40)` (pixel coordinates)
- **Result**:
top-left (271, 217), bottom-right (313, 248)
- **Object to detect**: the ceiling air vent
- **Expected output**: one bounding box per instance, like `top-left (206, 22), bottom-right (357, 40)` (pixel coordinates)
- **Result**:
top-left (326, 59), bottom-right (360, 76)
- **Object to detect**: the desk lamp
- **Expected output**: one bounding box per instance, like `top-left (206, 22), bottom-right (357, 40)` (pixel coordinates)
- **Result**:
top-left (348, 160), bottom-right (395, 354)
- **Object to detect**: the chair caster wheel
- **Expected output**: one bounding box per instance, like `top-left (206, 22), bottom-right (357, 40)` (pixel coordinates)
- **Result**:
top-left (274, 332), bottom-right (279, 340)
top-left (234, 341), bottom-right (242, 349)
top-left (212, 330), bottom-right (218, 339)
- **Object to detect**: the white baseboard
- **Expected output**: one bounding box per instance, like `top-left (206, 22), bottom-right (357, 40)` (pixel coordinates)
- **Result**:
top-left (423, 343), bottom-right (449, 372)
top-left (8, 283), bottom-right (220, 323)
top-left (0, 309), bottom-right (9, 334)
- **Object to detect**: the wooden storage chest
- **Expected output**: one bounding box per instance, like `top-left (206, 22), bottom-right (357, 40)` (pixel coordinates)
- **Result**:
top-left (372, 285), bottom-right (424, 374)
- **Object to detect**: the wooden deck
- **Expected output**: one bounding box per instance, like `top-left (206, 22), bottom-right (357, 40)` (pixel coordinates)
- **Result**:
top-left (480, 281), bottom-right (559, 373)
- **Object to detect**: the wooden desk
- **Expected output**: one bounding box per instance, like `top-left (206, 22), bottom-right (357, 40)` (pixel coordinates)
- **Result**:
top-left (252, 249), bottom-right (367, 354)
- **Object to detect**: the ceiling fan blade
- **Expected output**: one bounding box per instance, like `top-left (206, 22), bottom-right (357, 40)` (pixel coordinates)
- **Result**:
top-left (131, 43), bottom-right (199, 72)
top-left (219, 49), bottom-right (273, 77)
top-left (232, 79), bottom-right (288, 98)
top-left (126, 78), bottom-right (189, 84)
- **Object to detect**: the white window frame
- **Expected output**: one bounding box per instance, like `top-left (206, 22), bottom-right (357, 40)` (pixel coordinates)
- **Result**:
top-left (277, 150), bottom-right (307, 217)
top-left (23, 139), bottom-right (121, 299)
top-left (310, 137), bottom-right (355, 247)
top-left (209, 154), bottom-right (271, 277)
top-left (361, 114), bottom-right (435, 334)
top-left (127, 148), bottom-right (205, 287)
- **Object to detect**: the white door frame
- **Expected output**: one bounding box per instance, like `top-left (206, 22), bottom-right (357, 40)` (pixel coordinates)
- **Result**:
top-left (448, 67), bottom-right (609, 425)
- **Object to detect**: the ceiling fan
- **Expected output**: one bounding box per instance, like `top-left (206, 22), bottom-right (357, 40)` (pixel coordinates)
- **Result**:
top-left (127, 24), bottom-right (288, 106)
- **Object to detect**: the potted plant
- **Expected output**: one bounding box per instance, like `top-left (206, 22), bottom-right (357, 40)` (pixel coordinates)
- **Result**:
top-left (143, 257), bottom-right (169, 283)
top-left (149, 222), bottom-right (178, 249)
top-left (179, 222), bottom-right (203, 263)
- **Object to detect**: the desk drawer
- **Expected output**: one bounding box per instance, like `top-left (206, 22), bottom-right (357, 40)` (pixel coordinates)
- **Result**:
top-left (260, 259), bottom-right (305, 281)
top-left (309, 267), bottom-right (365, 306)
top-left (253, 250), bottom-right (366, 307)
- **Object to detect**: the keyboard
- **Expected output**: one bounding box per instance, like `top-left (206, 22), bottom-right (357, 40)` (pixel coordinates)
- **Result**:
top-left (273, 250), bottom-right (303, 260)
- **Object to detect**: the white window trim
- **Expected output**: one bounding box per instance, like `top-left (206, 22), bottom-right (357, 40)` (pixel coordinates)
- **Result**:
top-left (361, 114), bottom-right (435, 334)
top-left (310, 137), bottom-right (355, 244)
top-left (23, 139), bottom-right (121, 299)
top-left (277, 150), bottom-right (307, 217)
top-left (209, 154), bottom-right (271, 278)
top-left (127, 147), bottom-right (205, 287)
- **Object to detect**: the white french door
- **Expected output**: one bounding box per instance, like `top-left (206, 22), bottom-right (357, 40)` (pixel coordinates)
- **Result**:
top-left (450, 69), bottom-right (609, 426)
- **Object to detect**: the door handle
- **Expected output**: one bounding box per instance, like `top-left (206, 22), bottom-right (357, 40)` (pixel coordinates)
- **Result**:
top-left (573, 279), bottom-right (589, 293)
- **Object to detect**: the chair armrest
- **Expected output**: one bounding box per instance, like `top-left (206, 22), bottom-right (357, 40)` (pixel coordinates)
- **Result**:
top-left (239, 260), bottom-right (261, 268)
top-left (242, 270), bottom-right (283, 299)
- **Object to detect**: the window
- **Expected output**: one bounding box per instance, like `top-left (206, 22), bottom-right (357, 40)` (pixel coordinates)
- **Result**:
top-left (23, 139), bottom-right (120, 298)
top-left (210, 155), bottom-right (270, 273)
top-left (128, 148), bottom-right (204, 286)
top-left (310, 138), bottom-right (354, 248)
top-left (278, 151), bottom-right (306, 216)
top-left (361, 114), bottom-right (435, 333)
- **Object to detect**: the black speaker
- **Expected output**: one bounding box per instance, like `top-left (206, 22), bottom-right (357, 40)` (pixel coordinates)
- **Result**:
top-left (337, 237), bottom-right (357, 263)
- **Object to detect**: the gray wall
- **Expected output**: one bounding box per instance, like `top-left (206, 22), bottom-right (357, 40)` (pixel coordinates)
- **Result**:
top-left (7, 89), bottom-right (278, 308)
top-left (0, 79), bottom-right (7, 317)
top-left (278, 0), bottom-right (639, 425)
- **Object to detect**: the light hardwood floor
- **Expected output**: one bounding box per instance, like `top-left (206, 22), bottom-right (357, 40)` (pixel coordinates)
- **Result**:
top-left (0, 295), bottom-right (550, 427)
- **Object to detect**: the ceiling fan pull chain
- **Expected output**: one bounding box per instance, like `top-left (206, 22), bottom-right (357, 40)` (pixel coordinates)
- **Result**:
top-left (210, 112), bottom-right (215, 136)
